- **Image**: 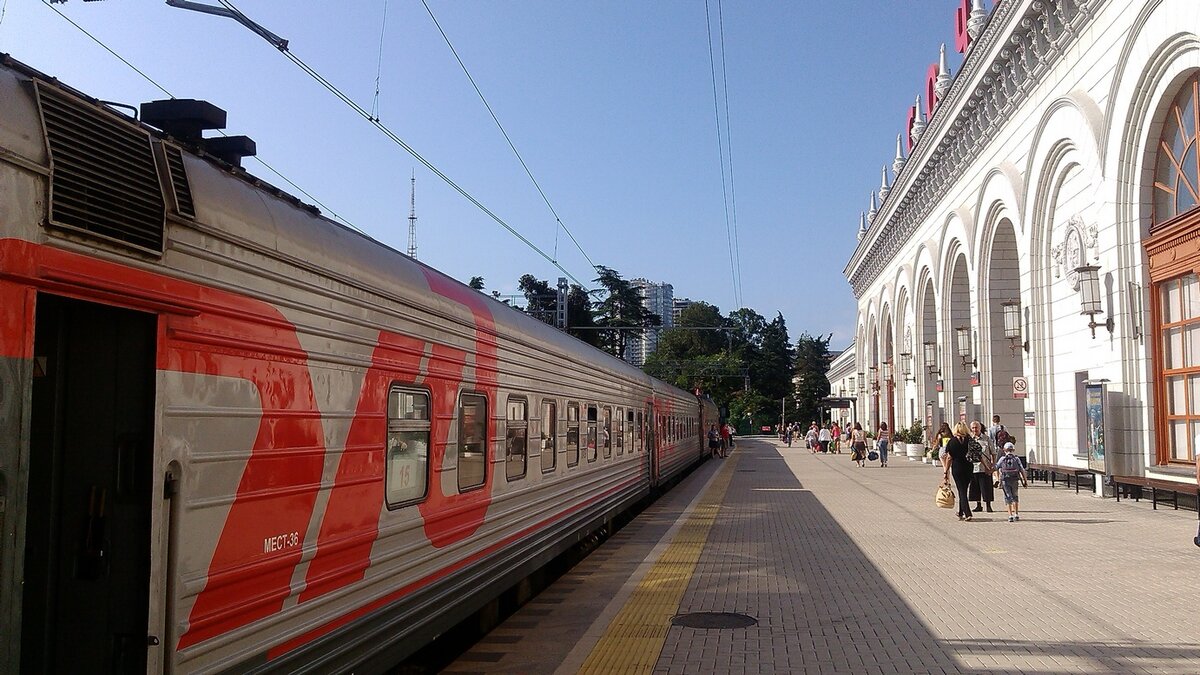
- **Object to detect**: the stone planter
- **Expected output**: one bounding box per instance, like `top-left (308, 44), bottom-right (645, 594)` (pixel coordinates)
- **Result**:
top-left (906, 443), bottom-right (925, 460)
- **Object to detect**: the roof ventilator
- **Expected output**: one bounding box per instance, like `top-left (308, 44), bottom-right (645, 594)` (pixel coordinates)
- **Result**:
top-left (141, 98), bottom-right (256, 168)
top-left (34, 81), bottom-right (166, 253)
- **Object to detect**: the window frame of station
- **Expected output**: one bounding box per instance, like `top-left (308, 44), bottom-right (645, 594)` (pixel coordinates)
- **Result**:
top-left (505, 395), bottom-right (529, 482)
top-left (384, 383), bottom-right (432, 510)
top-left (1148, 72), bottom-right (1200, 467)
top-left (457, 391), bottom-right (489, 492)
top-left (541, 398), bottom-right (558, 474)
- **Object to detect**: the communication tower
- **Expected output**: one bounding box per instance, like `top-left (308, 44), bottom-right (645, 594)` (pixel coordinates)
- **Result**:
top-left (407, 170), bottom-right (417, 259)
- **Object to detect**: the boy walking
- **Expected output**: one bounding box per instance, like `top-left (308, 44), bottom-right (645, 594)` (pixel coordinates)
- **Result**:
top-left (995, 442), bottom-right (1028, 522)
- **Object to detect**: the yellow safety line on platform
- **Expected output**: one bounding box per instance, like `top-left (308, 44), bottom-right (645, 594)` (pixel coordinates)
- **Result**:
top-left (577, 454), bottom-right (737, 674)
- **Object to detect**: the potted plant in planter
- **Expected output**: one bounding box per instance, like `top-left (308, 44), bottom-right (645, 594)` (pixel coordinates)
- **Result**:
top-left (906, 421), bottom-right (925, 461)
top-left (891, 426), bottom-right (907, 459)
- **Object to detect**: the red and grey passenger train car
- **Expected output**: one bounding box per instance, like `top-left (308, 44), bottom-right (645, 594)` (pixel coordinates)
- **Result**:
top-left (0, 56), bottom-right (720, 673)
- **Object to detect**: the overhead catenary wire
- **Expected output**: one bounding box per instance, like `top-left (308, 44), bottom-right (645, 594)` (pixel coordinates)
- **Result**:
top-left (704, 0), bottom-right (740, 310)
top-left (369, 0), bottom-right (388, 121)
top-left (716, 0), bottom-right (744, 307)
top-left (419, 0), bottom-right (598, 275)
top-left (213, 0), bottom-right (590, 288)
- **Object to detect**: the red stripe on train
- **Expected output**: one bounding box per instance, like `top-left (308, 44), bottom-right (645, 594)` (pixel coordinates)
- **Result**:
top-left (0, 239), bottom-right (327, 651)
top-left (419, 271), bottom-right (498, 548)
top-left (266, 474), bottom-right (643, 660)
top-left (299, 332), bottom-right (427, 604)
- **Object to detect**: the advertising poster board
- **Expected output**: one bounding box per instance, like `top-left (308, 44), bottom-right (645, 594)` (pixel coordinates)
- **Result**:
top-left (1085, 382), bottom-right (1106, 474)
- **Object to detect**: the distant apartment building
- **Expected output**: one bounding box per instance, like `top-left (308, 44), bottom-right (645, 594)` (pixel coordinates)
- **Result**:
top-left (671, 298), bottom-right (693, 325)
top-left (625, 279), bottom-right (673, 366)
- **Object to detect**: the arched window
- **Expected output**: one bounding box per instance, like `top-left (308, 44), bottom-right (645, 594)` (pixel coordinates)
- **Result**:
top-left (1147, 72), bottom-right (1200, 466)
top-left (1153, 73), bottom-right (1200, 225)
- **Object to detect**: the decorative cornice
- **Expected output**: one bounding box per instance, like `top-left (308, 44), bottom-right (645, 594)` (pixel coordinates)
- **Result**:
top-left (844, 0), bottom-right (1103, 298)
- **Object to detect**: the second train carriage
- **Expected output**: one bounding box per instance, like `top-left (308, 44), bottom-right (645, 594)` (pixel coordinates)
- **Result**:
top-left (0, 55), bottom-right (718, 673)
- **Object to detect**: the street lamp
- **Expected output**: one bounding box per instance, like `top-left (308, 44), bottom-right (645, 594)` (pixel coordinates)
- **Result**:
top-left (1002, 299), bottom-right (1027, 354)
top-left (1075, 265), bottom-right (1113, 338)
top-left (955, 325), bottom-right (976, 370)
top-left (923, 341), bottom-right (940, 376)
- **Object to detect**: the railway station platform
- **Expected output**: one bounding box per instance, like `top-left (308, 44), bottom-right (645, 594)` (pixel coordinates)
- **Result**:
top-left (444, 437), bottom-right (1200, 674)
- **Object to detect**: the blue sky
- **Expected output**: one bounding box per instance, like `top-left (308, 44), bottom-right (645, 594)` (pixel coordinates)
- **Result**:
top-left (1, 0), bottom-right (971, 349)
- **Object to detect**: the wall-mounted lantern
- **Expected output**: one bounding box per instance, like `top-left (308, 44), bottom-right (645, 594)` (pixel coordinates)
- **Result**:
top-left (1001, 299), bottom-right (1028, 354)
top-left (848, 376), bottom-right (857, 395)
top-left (868, 365), bottom-right (879, 392)
top-left (923, 341), bottom-right (940, 376)
top-left (955, 325), bottom-right (976, 370)
top-left (1075, 265), bottom-right (1114, 338)
top-left (900, 352), bottom-right (913, 382)
top-left (881, 360), bottom-right (892, 384)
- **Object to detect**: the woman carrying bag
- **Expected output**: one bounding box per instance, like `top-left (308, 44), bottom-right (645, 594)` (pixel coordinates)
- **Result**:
top-left (942, 422), bottom-right (975, 521)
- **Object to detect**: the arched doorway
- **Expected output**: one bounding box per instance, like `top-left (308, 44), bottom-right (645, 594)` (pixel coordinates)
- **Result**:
top-left (986, 219), bottom-right (1027, 450)
top-left (917, 278), bottom-right (940, 441)
top-left (947, 254), bottom-right (974, 427)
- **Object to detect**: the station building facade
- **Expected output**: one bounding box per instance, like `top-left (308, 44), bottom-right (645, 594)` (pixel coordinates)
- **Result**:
top-left (844, 0), bottom-right (1200, 487)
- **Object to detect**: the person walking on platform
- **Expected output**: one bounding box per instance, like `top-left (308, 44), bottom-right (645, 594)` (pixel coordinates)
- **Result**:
top-left (935, 421), bottom-right (953, 464)
top-left (994, 441), bottom-right (1027, 521)
top-left (784, 424), bottom-right (793, 447)
top-left (943, 422), bottom-right (975, 521)
top-left (806, 424), bottom-right (819, 454)
top-left (720, 422), bottom-right (732, 458)
top-left (850, 422), bottom-right (868, 467)
top-left (830, 421), bottom-right (842, 453)
top-left (968, 420), bottom-right (997, 513)
top-left (876, 421), bottom-right (891, 467)
top-left (707, 424), bottom-right (721, 459)
top-left (817, 424), bottom-right (832, 454)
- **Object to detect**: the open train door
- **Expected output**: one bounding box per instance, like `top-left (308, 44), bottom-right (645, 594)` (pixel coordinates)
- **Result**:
top-left (20, 295), bottom-right (157, 674)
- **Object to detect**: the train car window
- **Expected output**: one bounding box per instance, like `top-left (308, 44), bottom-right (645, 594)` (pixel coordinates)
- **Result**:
top-left (626, 409), bottom-right (635, 453)
top-left (457, 393), bottom-right (488, 491)
top-left (386, 387), bottom-right (430, 508)
top-left (615, 407), bottom-right (625, 455)
top-left (566, 402), bottom-right (580, 467)
top-left (636, 411), bottom-right (643, 452)
top-left (601, 406), bottom-right (612, 459)
top-left (541, 400), bottom-right (557, 473)
top-left (586, 405), bottom-right (598, 462)
top-left (506, 397), bottom-right (528, 481)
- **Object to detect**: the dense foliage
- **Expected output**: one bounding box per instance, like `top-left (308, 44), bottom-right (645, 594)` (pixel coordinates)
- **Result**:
top-left (473, 267), bottom-right (833, 433)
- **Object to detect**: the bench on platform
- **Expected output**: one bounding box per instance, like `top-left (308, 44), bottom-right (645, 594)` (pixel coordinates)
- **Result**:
top-left (1028, 463), bottom-right (1095, 494)
top-left (1111, 475), bottom-right (1200, 518)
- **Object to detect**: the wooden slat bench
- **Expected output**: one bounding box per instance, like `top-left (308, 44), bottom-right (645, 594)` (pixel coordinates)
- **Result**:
top-left (1028, 463), bottom-right (1095, 494)
top-left (1112, 475), bottom-right (1200, 517)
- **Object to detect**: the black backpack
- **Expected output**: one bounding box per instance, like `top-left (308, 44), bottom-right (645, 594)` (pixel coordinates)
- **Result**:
top-left (966, 438), bottom-right (983, 463)
top-left (995, 426), bottom-right (1013, 447)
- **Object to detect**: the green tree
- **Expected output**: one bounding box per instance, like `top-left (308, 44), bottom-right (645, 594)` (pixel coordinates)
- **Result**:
top-left (643, 302), bottom-right (743, 404)
top-left (517, 274), bottom-right (557, 326)
top-left (468, 276), bottom-right (485, 290)
top-left (592, 266), bottom-right (660, 358)
top-left (727, 390), bottom-right (774, 435)
top-left (566, 284), bottom-right (602, 348)
top-left (793, 332), bottom-right (833, 424)
top-left (754, 313), bottom-right (794, 402)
